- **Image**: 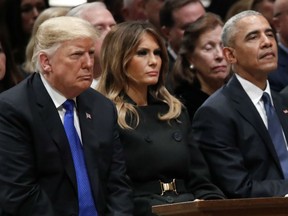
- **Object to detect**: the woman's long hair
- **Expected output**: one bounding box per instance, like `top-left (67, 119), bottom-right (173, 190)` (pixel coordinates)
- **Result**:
top-left (97, 21), bottom-right (182, 129)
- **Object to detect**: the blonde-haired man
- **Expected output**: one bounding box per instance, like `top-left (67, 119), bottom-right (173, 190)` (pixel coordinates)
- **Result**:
top-left (0, 16), bottom-right (133, 216)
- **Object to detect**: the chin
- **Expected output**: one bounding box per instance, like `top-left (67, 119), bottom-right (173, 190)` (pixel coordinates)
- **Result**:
top-left (263, 64), bottom-right (277, 73)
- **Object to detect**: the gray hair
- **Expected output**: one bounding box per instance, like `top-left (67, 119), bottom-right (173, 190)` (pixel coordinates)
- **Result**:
top-left (32, 16), bottom-right (98, 73)
top-left (222, 10), bottom-right (262, 47)
top-left (67, 2), bottom-right (107, 17)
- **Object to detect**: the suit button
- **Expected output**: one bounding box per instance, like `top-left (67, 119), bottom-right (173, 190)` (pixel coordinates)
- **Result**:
top-left (145, 135), bottom-right (152, 143)
top-left (166, 196), bottom-right (175, 203)
top-left (172, 131), bottom-right (182, 142)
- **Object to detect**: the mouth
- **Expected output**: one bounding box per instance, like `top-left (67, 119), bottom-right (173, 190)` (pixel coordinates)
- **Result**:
top-left (79, 74), bottom-right (93, 81)
top-left (260, 51), bottom-right (275, 59)
top-left (212, 65), bottom-right (227, 72)
top-left (146, 71), bottom-right (159, 76)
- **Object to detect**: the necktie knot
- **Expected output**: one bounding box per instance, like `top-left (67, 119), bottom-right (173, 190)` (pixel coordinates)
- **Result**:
top-left (63, 99), bottom-right (75, 114)
top-left (262, 92), bottom-right (271, 106)
top-left (262, 92), bottom-right (273, 116)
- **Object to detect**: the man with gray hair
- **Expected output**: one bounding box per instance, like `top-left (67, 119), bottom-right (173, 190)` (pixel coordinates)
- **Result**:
top-left (192, 10), bottom-right (288, 198)
top-left (67, 2), bottom-right (116, 88)
top-left (0, 16), bottom-right (133, 215)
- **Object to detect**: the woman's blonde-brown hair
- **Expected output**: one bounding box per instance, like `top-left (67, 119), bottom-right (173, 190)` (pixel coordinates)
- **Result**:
top-left (97, 21), bottom-right (182, 129)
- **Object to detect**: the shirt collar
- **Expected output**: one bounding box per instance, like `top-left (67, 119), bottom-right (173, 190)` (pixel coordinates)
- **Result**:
top-left (40, 73), bottom-right (75, 109)
top-left (235, 74), bottom-right (272, 104)
top-left (167, 43), bottom-right (177, 60)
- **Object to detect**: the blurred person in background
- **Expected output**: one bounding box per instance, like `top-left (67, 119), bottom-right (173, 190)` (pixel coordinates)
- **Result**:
top-left (250, 0), bottom-right (275, 27)
top-left (0, 29), bottom-right (24, 93)
top-left (225, 0), bottom-right (252, 21)
top-left (4, 0), bottom-right (49, 65)
top-left (67, 1), bottom-right (116, 88)
top-left (141, 0), bottom-right (165, 30)
top-left (121, 0), bottom-right (147, 21)
top-left (21, 6), bottom-right (70, 75)
top-left (206, 0), bottom-right (238, 20)
top-left (268, 0), bottom-right (288, 92)
top-left (172, 13), bottom-right (230, 121)
top-left (159, 0), bottom-right (206, 91)
top-left (103, 0), bottom-right (124, 22)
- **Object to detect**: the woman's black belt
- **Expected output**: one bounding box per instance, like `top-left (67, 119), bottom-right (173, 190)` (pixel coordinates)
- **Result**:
top-left (133, 179), bottom-right (188, 196)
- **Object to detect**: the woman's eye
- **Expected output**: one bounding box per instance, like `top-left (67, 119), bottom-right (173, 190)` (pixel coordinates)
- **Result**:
top-left (136, 50), bottom-right (147, 56)
top-left (204, 45), bottom-right (213, 51)
top-left (154, 49), bottom-right (161, 56)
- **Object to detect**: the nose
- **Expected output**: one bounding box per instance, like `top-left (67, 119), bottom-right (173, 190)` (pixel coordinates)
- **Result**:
top-left (32, 7), bottom-right (40, 18)
top-left (82, 52), bottom-right (94, 69)
top-left (261, 34), bottom-right (273, 48)
top-left (149, 53), bottom-right (158, 66)
top-left (100, 26), bottom-right (113, 39)
top-left (215, 45), bottom-right (224, 61)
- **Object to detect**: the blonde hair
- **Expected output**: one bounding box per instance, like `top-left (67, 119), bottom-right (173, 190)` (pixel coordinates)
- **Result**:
top-left (32, 16), bottom-right (99, 73)
top-left (97, 21), bottom-right (182, 129)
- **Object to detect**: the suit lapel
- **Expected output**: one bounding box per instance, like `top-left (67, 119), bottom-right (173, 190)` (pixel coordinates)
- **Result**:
top-left (278, 46), bottom-right (288, 68)
top-left (272, 92), bottom-right (288, 143)
top-left (30, 73), bottom-right (77, 192)
top-left (77, 93), bottom-right (100, 199)
top-left (224, 75), bottom-right (282, 170)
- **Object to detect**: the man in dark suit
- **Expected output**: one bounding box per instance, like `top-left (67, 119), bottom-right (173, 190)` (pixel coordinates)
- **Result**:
top-left (0, 16), bottom-right (133, 215)
top-left (192, 10), bottom-right (288, 198)
top-left (159, 0), bottom-right (206, 92)
top-left (268, 0), bottom-right (288, 92)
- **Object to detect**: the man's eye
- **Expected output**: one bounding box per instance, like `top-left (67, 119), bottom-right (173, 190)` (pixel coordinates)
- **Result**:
top-left (95, 26), bottom-right (105, 32)
top-left (71, 52), bottom-right (83, 57)
top-left (267, 32), bottom-right (275, 38)
top-left (89, 51), bottom-right (95, 56)
top-left (247, 34), bottom-right (257, 40)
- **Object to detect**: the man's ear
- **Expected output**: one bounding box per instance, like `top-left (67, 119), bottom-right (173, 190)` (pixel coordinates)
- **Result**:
top-left (39, 53), bottom-right (52, 73)
top-left (161, 26), bottom-right (170, 41)
top-left (223, 47), bottom-right (237, 64)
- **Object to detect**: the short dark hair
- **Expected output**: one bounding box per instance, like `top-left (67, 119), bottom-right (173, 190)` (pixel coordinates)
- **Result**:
top-left (159, 0), bottom-right (203, 27)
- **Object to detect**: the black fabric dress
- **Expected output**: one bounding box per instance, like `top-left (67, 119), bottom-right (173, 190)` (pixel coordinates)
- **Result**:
top-left (119, 94), bottom-right (225, 216)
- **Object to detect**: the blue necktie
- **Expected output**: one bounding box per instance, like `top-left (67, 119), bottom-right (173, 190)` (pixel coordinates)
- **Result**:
top-left (262, 92), bottom-right (288, 179)
top-left (63, 100), bottom-right (98, 216)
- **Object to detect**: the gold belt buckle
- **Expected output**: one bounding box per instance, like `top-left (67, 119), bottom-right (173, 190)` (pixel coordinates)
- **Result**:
top-left (159, 179), bottom-right (178, 195)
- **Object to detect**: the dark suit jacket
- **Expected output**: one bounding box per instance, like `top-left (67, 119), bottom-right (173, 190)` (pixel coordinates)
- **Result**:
top-left (192, 74), bottom-right (288, 198)
top-left (268, 45), bottom-right (288, 92)
top-left (0, 73), bottom-right (133, 216)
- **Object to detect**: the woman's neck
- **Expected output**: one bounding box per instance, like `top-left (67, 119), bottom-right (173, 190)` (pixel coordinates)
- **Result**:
top-left (126, 86), bottom-right (148, 106)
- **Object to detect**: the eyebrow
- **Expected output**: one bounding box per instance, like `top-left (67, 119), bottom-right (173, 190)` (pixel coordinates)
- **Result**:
top-left (244, 28), bottom-right (274, 40)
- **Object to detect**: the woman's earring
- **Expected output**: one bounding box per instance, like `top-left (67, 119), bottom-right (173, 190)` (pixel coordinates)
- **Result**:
top-left (189, 64), bottom-right (194, 70)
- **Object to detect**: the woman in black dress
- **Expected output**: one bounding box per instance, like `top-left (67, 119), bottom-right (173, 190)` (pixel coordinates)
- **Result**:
top-left (97, 21), bottom-right (225, 216)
